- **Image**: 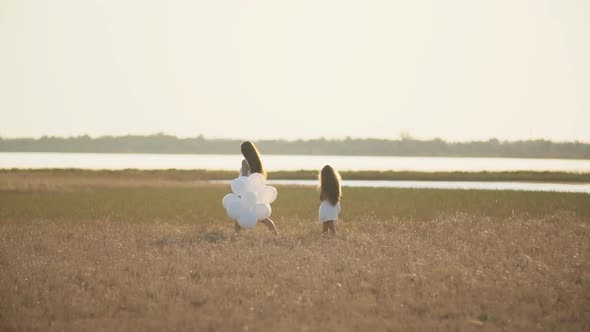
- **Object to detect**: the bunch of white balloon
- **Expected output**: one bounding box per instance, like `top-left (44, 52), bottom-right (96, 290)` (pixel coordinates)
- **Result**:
top-left (222, 173), bottom-right (278, 229)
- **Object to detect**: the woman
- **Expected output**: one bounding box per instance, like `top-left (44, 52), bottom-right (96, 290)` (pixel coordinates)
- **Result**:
top-left (236, 141), bottom-right (279, 236)
top-left (318, 165), bottom-right (341, 235)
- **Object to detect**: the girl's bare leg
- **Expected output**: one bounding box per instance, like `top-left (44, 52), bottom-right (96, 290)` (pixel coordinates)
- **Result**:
top-left (323, 220), bottom-right (336, 235)
top-left (328, 221), bottom-right (336, 235)
top-left (234, 220), bottom-right (242, 234)
top-left (261, 218), bottom-right (279, 237)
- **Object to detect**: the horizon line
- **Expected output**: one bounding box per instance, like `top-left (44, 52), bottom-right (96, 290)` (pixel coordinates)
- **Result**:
top-left (1, 133), bottom-right (589, 144)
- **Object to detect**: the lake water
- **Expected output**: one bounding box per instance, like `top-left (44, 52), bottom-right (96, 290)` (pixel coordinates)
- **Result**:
top-left (1, 152), bottom-right (590, 172)
top-left (263, 180), bottom-right (590, 194)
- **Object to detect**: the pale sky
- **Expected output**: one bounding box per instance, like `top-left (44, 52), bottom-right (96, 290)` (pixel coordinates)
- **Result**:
top-left (1, 0), bottom-right (589, 141)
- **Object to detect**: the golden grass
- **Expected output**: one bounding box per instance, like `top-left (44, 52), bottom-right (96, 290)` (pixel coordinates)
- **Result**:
top-left (1, 172), bottom-right (589, 331)
top-left (3, 168), bottom-right (590, 183)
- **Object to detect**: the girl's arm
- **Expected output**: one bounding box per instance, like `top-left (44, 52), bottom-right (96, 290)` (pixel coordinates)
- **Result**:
top-left (319, 189), bottom-right (325, 201)
top-left (241, 159), bottom-right (250, 176)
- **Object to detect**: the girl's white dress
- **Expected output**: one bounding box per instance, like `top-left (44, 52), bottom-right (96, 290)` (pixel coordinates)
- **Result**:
top-left (318, 200), bottom-right (341, 223)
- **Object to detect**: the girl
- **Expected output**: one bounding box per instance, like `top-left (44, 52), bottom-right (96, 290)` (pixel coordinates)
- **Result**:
top-left (318, 165), bottom-right (341, 235)
top-left (235, 141), bottom-right (279, 236)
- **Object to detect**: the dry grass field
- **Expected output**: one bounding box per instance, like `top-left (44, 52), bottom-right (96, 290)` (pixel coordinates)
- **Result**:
top-left (2, 168), bottom-right (590, 183)
top-left (1, 171), bottom-right (589, 331)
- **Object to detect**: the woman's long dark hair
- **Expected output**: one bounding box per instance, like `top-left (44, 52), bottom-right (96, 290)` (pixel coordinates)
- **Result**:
top-left (241, 141), bottom-right (266, 178)
top-left (319, 165), bottom-right (341, 206)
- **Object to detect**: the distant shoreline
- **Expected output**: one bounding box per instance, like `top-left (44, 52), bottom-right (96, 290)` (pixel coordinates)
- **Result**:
top-left (2, 134), bottom-right (589, 159)
top-left (1, 151), bottom-right (590, 160)
top-left (2, 169), bottom-right (589, 183)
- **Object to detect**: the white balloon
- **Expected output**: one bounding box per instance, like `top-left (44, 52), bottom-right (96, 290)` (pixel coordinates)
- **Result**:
top-left (231, 177), bottom-right (247, 196)
top-left (237, 209), bottom-right (257, 229)
top-left (254, 203), bottom-right (271, 220)
top-left (243, 176), bottom-right (253, 191)
top-left (248, 173), bottom-right (265, 191)
top-left (242, 191), bottom-right (258, 208)
top-left (227, 201), bottom-right (242, 219)
top-left (222, 193), bottom-right (240, 209)
top-left (259, 186), bottom-right (278, 204)
top-left (225, 176), bottom-right (275, 228)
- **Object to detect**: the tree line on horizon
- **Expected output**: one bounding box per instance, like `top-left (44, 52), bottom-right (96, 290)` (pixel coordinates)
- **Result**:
top-left (0, 134), bottom-right (589, 159)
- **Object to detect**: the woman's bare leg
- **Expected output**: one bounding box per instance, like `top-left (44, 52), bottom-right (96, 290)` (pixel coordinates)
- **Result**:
top-left (261, 218), bottom-right (279, 237)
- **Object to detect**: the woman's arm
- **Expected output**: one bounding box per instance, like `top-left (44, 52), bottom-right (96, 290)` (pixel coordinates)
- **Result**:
top-left (241, 159), bottom-right (250, 176)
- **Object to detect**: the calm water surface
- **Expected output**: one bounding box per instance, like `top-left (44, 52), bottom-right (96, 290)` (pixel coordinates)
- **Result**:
top-left (1, 152), bottom-right (590, 172)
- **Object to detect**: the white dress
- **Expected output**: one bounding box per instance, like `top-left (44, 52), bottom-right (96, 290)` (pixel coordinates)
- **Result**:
top-left (318, 200), bottom-right (341, 223)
